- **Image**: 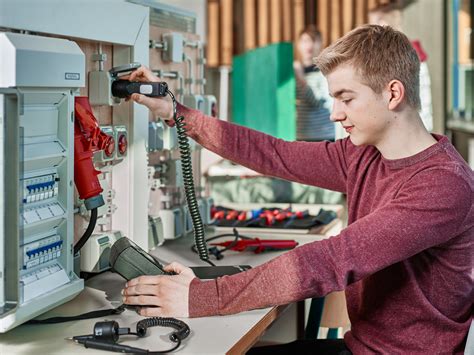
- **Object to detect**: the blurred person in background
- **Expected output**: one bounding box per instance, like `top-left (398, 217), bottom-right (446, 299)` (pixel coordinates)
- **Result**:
top-left (294, 25), bottom-right (335, 141)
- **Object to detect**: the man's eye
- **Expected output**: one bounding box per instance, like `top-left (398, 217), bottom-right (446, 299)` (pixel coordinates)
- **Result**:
top-left (342, 98), bottom-right (352, 104)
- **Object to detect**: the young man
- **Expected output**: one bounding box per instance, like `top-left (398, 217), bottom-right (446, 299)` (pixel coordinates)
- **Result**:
top-left (122, 25), bottom-right (473, 354)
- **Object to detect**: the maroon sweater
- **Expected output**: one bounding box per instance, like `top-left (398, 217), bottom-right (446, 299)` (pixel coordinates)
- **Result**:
top-left (179, 105), bottom-right (473, 354)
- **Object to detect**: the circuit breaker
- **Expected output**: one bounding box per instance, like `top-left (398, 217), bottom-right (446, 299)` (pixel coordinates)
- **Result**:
top-left (0, 32), bottom-right (84, 332)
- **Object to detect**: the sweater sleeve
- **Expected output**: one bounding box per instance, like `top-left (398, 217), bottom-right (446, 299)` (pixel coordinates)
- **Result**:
top-left (188, 167), bottom-right (472, 317)
top-left (178, 104), bottom-right (349, 192)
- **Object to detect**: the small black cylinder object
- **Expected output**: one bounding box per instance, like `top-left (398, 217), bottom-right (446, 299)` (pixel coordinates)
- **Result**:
top-left (93, 321), bottom-right (120, 343)
top-left (111, 80), bottom-right (168, 98)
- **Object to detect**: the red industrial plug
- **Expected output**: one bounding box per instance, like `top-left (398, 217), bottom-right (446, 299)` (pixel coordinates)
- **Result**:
top-left (74, 97), bottom-right (114, 210)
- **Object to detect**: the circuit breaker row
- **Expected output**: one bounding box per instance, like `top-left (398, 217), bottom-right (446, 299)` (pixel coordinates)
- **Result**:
top-left (22, 234), bottom-right (62, 269)
top-left (22, 173), bottom-right (59, 204)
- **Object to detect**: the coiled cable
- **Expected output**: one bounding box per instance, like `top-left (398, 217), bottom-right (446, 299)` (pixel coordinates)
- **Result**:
top-left (136, 317), bottom-right (191, 343)
top-left (68, 318), bottom-right (190, 354)
top-left (167, 90), bottom-right (214, 267)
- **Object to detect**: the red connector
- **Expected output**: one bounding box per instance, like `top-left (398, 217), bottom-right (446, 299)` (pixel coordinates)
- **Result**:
top-left (74, 97), bottom-right (114, 209)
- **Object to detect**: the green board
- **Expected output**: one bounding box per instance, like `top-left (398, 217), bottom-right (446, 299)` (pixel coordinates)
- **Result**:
top-left (232, 42), bottom-right (296, 141)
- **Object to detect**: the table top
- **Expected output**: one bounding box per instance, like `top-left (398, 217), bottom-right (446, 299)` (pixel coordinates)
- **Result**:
top-left (0, 204), bottom-right (344, 355)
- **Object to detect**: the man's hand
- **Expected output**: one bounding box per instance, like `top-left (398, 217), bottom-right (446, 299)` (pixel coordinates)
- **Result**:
top-left (123, 66), bottom-right (174, 123)
top-left (127, 65), bottom-right (160, 83)
top-left (293, 61), bottom-right (306, 84)
top-left (122, 262), bottom-right (196, 317)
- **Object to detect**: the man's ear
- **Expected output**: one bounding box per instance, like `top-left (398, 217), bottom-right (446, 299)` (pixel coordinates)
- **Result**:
top-left (386, 79), bottom-right (405, 110)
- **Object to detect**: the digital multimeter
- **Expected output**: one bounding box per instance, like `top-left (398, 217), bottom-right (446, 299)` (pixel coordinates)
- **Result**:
top-left (109, 237), bottom-right (171, 280)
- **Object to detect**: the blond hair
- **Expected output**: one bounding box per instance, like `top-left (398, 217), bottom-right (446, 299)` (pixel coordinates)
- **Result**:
top-left (314, 25), bottom-right (421, 110)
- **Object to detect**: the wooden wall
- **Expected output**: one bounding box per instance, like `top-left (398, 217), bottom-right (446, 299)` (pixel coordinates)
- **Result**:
top-left (206, 0), bottom-right (394, 67)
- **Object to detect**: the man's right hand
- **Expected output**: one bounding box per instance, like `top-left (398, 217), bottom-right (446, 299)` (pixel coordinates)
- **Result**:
top-left (293, 61), bottom-right (306, 85)
top-left (126, 66), bottom-right (175, 123)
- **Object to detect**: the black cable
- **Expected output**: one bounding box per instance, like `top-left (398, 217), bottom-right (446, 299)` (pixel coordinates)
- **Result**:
top-left (80, 338), bottom-right (180, 354)
top-left (167, 90), bottom-right (214, 267)
top-left (136, 317), bottom-right (190, 341)
top-left (27, 304), bottom-right (126, 324)
top-left (74, 207), bottom-right (98, 255)
top-left (31, 308), bottom-right (190, 353)
top-left (131, 317), bottom-right (189, 353)
top-left (72, 318), bottom-right (189, 354)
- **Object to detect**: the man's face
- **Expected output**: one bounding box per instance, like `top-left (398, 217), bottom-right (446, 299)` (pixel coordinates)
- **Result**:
top-left (326, 64), bottom-right (391, 146)
top-left (297, 33), bottom-right (322, 62)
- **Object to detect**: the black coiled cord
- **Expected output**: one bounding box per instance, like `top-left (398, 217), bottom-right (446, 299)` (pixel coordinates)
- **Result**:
top-left (133, 317), bottom-right (190, 354)
top-left (68, 318), bottom-right (190, 354)
top-left (137, 317), bottom-right (190, 342)
top-left (167, 90), bottom-right (215, 267)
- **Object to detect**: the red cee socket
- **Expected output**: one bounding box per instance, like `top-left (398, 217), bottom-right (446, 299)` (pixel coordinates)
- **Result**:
top-left (118, 134), bottom-right (128, 155)
top-left (74, 97), bottom-right (114, 200)
top-left (104, 138), bottom-right (116, 157)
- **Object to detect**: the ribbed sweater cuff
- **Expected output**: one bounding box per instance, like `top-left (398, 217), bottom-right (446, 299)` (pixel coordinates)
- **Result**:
top-left (176, 102), bottom-right (203, 138)
top-left (188, 277), bottom-right (219, 317)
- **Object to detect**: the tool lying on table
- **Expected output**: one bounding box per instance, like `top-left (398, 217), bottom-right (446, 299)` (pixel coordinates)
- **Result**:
top-left (67, 319), bottom-right (190, 354)
top-left (211, 238), bottom-right (298, 254)
top-left (192, 228), bottom-right (298, 260)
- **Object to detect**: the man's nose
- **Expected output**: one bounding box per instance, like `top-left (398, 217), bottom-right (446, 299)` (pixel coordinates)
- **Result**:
top-left (330, 103), bottom-right (346, 122)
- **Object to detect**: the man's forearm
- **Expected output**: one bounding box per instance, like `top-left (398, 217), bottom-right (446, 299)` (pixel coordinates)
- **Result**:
top-left (176, 103), bottom-right (349, 192)
top-left (176, 103), bottom-right (285, 177)
top-left (188, 239), bottom-right (343, 317)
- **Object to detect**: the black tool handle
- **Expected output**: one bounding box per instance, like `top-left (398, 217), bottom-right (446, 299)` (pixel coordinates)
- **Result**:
top-left (82, 339), bottom-right (147, 353)
top-left (112, 80), bottom-right (168, 98)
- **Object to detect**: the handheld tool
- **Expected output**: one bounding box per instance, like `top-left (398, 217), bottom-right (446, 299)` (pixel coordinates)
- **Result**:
top-left (211, 238), bottom-right (298, 254)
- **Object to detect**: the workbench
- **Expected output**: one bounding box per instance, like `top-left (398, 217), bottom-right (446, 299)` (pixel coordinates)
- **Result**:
top-left (0, 204), bottom-right (344, 355)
